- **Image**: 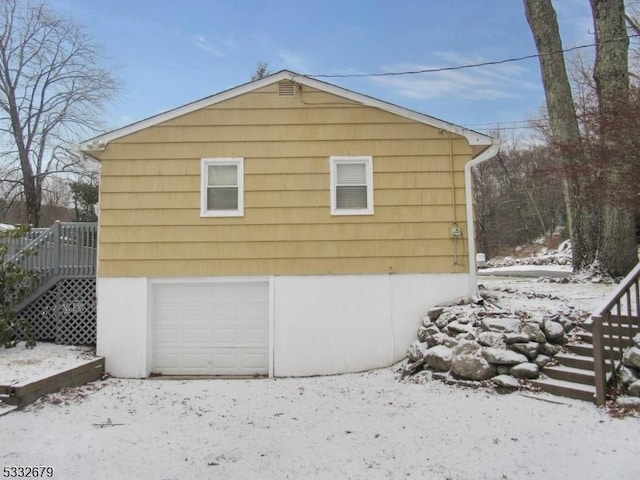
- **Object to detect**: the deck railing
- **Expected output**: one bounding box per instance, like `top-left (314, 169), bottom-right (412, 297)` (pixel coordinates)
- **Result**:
top-left (591, 262), bottom-right (640, 405)
top-left (5, 221), bottom-right (97, 285)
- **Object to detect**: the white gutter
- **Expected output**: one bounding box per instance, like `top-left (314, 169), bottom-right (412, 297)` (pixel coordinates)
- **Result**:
top-left (464, 141), bottom-right (501, 297)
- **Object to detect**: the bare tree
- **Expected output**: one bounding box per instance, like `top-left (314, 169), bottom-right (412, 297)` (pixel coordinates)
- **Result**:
top-left (0, 0), bottom-right (118, 226)
top-left (524, 0), bottom-right (599, 271)
top-left (591, 0), bottom-right (637, 276)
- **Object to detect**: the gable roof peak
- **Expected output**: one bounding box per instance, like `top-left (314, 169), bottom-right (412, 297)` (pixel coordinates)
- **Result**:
top-left (80, 70), bottom-right (491, 154)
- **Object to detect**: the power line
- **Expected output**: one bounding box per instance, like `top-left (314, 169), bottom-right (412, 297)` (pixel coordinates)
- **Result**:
top-left (307, 34), bottom-right (640, 78)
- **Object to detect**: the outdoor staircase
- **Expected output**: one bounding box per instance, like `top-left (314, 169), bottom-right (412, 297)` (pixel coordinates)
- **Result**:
top-left (530, 262), bottom-right (640, 404)
top-left (2, 221), bottom-right (98, 345)
top-left (529, 328), bottom-right (599, 402)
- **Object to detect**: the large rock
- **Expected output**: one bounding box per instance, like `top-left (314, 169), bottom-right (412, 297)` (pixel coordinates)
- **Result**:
top-left (427, 307), bottom-right (445, 321)
top-left (628, 380), bottom-right (640, 397)
top-left (542, 319), bottom-right (565, 341)
top-left (634, 332), bottom-right (640, 347)
top-left (622, 346), bottom-right (640, 369)
top-left (510, 362), bottom-right (540, 379)
top-left (421, 316), bottom-right (435, 328)
top-left (451, 354), bottom-right (496, 381)
top-left (417, 324), bottom-right (440, 342)
top-left (482, 348), bottom-right (528, 365)
top-left (504, 332), bottom-right (530, 344)
top-left (477, 332), bottom-right (504, 348)
top-left (435, 311), bottom-right (457, 329)
top-left (523, 323), bottom-right (546, 343)
top-left (534, 354), bottom-right (552, 369)
top-left (492, 374), bottom-right (519, 389)
top-left (539, 342), bottom-right (562, 356)
top-left (407, 341), bottom-right (428, 362)
top-left (443, 336), bottom-right (460, 348)
top-left (617, 365), bottom-right (639, 387)
top-left (447, 321), bottom-right (473, 334)
top-left (481, 317), bottom-right (521, 333)
top-left (425, 333), bottom-right (447, 348)
top-left (556, 316), bottom-right (575, 333)
top-left (615, 396), bottom-right (640, 408)
top-left (453, 340), bottom-right (481, 356)
top-left (510, 342), bottom-right (540, 361)
top-left (424, 345), bottom-right (453, 372)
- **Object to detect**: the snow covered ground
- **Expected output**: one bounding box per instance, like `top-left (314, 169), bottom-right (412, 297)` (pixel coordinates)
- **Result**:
top-left (1, 276), bottom-right (638, 480)
top-left (0, 343), bottom-right (95, 385)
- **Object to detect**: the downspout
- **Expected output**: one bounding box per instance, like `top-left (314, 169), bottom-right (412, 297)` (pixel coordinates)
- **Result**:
top-left (464, 140), bottom-right (500, 297)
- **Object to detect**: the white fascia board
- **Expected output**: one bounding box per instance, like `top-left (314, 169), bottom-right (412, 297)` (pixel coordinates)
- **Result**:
top-left (79, 71), bottom-right (298, 153)
top-left (79, 69), bottom-right (492, 154)
top-left (291, 74), bottom-right (492, 147)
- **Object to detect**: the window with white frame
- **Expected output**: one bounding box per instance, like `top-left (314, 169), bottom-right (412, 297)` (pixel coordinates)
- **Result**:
top-left (329, 156), bottom-right (374, 215)
top-left (201, 158), bottom-right (244, 217)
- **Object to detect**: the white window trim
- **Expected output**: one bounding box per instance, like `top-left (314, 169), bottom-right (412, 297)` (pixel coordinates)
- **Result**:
top-left (200, 157), bottom-right (244, 217)
top-left (329, 156), bottom-right (374, 216)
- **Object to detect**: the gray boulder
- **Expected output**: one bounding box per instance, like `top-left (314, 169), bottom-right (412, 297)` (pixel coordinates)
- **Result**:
top-left (628, 380), bottom-right (640, 397)
top-left (427, 307), bottom-right (445, 321)
top-left (622, 346), bottom-right (640, 370)
top-left (511, 362), bottom-right (540, 379)
top-left (504, 332), bottom-right (530, 344)
top-left (542, 319), bottom-right (565, 341)
top-left (407, 341), bottom-right (428, 362)
top-left (634, 332), bottom-right (640, 347)
top-left (424, 345), bottom-right (453, 372)
top-left (443, 336), bottom-right (460, 348)
top-left (481, 317), bottom-right (521, 333)
top-left (616, 396), bottom-right (640, 408)
top-left (492, 374), bottom-right (519, 389)
top-left (539, 342), bottom-right (562, 356)
top-left (453, 340), bottom-right (481, 356)
top-left (523, 323), bottom-right (546, 343)
top-left (534, 354), bottom-right (552, 369)
top-left (448, 321), bottom-right (473, 334)
top-left (457, 332), bottom-right (476, 342)
top-left (435, 311), bottom-right (457, 329)
top-left (451, 354), bottom-right (496, 381)
top-left (417, 324), bottom-right (440, 342)
top-left (477, 332), bottom-right (504, 348)
top-left (483, 348), bottom-right (528, 365)
top-left (510, 342), bottom-right (540, 361)
top-left (425, 333), bottom-right (447, 348)
top-left (617, 365), bottom-right (639, 387)
top-left (556, 316), bottom-right (575, 333)
top-left (421, 316), bottom-right (435, 328)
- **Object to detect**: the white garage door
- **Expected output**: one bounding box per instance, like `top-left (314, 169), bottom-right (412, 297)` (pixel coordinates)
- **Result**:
top-left (151, 281), bottom-right (270, 376)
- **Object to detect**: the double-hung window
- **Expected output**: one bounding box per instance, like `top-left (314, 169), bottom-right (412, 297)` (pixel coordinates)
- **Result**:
top-left (329, 156), bottom-right (374, 215)
top-left (201, 157), bottom-right (244, 217)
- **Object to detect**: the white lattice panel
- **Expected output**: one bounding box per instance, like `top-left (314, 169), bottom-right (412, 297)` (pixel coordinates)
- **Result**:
top-left (18, 279), bottom-right (96, 345)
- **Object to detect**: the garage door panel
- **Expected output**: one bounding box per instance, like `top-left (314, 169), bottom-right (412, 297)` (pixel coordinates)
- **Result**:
top-left (152, 281), bottom-right (269, 376)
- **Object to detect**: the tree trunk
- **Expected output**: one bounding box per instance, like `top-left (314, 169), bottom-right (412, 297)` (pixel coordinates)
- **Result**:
top-left (524, 0), bottom-right (599, 271)
top-left (591, 0), bottom-right (637, 276)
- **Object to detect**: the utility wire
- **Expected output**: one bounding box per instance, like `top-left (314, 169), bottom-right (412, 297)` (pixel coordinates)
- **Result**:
top-left (307, 34), bottom-right (640, 78)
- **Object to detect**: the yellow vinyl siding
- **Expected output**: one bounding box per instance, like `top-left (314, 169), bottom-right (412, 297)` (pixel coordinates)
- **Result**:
top-left (98, 256), bottom-right (463, 277)
top-left (97, 85), bottom-right (473, 277)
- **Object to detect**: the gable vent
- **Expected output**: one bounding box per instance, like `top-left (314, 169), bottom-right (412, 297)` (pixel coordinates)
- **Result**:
top-left (278, 81), bottom-right (296, 96)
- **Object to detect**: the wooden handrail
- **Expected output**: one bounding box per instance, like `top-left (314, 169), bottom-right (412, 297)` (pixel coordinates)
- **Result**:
top-left (591, 262), bottom-right (640, 405)
top-left (4, 221), bottom-right (98, 283)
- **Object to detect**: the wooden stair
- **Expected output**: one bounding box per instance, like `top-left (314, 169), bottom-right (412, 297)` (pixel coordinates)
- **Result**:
top-left (529, 333), bottom-right (598, 403)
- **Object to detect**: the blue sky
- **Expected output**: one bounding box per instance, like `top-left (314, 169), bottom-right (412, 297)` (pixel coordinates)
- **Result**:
top-left (49, 0), bottom-right (596, 137)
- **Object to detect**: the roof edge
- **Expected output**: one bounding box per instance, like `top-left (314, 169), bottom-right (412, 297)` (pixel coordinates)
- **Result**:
top-left (80, 69), bottom-right (491, 154)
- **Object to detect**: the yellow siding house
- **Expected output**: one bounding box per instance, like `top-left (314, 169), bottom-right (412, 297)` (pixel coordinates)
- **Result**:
top-left (80, 70), bottom-right (497, 378)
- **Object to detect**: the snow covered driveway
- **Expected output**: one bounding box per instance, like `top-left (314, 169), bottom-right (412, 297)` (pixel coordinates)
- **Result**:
top-left (0, 368), bottom-right (638, 480)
